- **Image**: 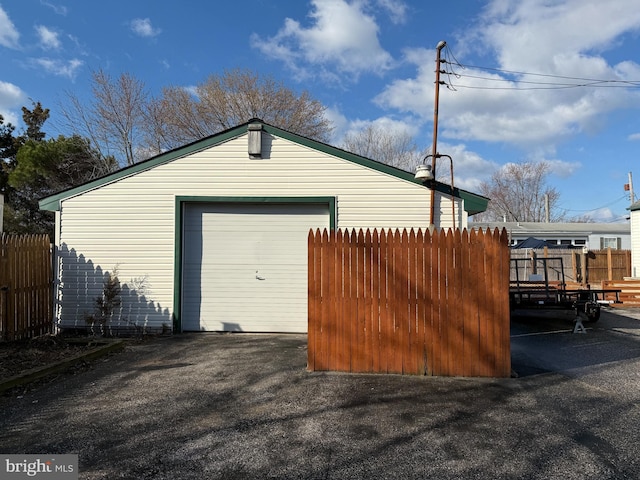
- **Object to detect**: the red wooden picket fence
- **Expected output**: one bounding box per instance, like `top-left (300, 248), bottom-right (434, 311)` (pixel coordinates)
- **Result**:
top-left (0, 234), bottom-right (53, 341)
top-left (308, 228), bottom-right (511, 378)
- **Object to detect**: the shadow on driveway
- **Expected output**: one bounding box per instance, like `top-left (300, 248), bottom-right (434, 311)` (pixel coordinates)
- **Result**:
top-left (1, 312), bottom-right (640, 479)
top-left (511, 307), bottom-right (640, 377)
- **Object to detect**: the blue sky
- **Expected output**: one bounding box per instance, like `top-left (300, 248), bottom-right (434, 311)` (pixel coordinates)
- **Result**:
top-left (0, 0), bottom-right (639, 222)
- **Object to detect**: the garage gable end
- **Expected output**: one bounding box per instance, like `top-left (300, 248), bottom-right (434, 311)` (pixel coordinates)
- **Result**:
top-left (39, 120), bottom-right (488, 215)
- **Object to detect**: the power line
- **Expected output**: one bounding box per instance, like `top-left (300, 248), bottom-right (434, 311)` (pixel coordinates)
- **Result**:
top-left (448, 82), bottom-right (638, 91)
top-left (450, 72), bottom-right (639, 89)
top-left (558, 194), bottom-right (628, 213)
top-left (439, 52), bottom-right (640, 91)
top-left (444, 59), bottom-right (640, 83)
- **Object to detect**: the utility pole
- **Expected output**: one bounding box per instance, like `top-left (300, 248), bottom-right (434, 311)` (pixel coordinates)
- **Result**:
top-left (428, 40), bottom-right (447, 229)
top-left (544, 194), bottom-right (550, 222)
top-left (629, 171), bottom-right (635, 206)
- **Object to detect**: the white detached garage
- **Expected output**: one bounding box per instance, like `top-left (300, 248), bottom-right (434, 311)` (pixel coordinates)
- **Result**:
top-left (40, 120), bottom-right (488, 334)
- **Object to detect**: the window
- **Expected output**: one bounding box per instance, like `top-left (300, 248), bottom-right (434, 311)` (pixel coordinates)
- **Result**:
top-left (560, 239), bottom-right (572, 246)
top-left (574, 239), bottom-right (586, 246)
top-left (600, 237), bottom-right (621, 250)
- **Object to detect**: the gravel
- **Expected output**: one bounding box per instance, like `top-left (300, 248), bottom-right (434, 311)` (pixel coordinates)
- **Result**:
top-left (1, 310), bottom-right (640, 479)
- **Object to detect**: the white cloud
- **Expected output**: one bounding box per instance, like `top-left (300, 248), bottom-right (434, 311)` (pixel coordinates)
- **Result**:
top-left (582, 207), bottom-right (617, 222)
top-left (0, 81), bottom-right (26, 125)
top-left (476, 0), bottom-right (640, 73)
top-left (375, 0), bottom-right (640, 150)
top-left (375, 0), bottom-right (408, 25)
top-left (35, 25), bottom-right (61, 50)
top-left (323, 107), bottom-right (349, 143)
top-left (31, 58), bottom-right (83, 79)
top-left (40, 1), bottom-right (68, 16)
top-left (182, 85), bottom-right (199, 98)
top-left (435, 142), bottom-right (499, 191)
top-left (251, 0), bottom-right (394, 80)
top-left (628, 133), bottom-right (640, 141)
top-left (544, 159), bottom-right (581, 179)
top-left (374, 48), bottom-right (432, 112)
top-left (66, 34), bottom-right (88, 56)
top-left (343, 116), bottom-right (419, 140)
top-left (130, 18), bottom-right (161, 38)
top-left (0, 5), bottom-right (19, 49)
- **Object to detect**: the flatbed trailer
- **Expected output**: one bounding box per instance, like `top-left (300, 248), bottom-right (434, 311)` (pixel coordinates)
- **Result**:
top-left (509, 257), bottom-right (621, 324)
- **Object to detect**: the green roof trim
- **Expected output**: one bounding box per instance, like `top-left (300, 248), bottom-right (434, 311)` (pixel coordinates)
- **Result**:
top-left (39, 119), bottom-right (488, 215)
top-left (457, 190), bottom-right (489, 216)
top-left (39, 123), bottom-right (246, 211)
top-left (261, 124), bottom-right (488, 214)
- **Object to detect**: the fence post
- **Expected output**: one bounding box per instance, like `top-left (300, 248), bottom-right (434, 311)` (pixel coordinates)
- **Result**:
top-left (530, 250), bottom-right (537, 275)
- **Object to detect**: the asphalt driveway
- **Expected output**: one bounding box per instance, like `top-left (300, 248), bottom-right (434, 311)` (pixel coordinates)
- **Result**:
top-left (2, 309), bottom-right (640, 479)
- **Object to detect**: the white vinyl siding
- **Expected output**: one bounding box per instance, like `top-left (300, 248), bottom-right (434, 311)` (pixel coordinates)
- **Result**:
top-left (182, 203), bottom-right (329, 332)
top-left (631, 209), bottom-right (640, 277)
top-left (55, 132), bottom-right (462, 331)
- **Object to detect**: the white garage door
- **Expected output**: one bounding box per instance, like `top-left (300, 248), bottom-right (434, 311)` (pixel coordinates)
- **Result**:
top-left (182, 202), bottom-right (330, 332)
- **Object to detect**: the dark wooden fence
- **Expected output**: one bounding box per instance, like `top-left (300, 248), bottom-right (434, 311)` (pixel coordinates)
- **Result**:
top-left (586, 249), bottom-right (631, 283)
top-left (0, 234), bottom-right (53, 341)
top-left (308, 228), bottom-right (511, 378)
top-left (510, 248), bottom-right (631, 284)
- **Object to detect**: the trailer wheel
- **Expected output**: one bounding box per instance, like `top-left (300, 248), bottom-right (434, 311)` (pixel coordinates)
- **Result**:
top-left (587, 311), bottom-right (600, 322)
top-left (586, 304), bottom-right (600, 322)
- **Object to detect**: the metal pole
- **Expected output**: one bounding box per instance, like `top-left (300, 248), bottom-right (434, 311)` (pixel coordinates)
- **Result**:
top-left (440, 155), bottom-right (455, 230)
top-left (429, 41), bottom-right (447, 229)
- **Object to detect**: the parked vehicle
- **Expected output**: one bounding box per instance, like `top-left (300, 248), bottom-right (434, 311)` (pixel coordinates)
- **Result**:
top-left (509, 257), bottom-right (620, 323)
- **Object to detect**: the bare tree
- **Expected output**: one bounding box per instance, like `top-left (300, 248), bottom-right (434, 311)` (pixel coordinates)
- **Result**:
top-left (61, 69), bottom-right (148, 166)
top-left (146, 86), bottom-right (212, 152)
top-left (476, 161), bottom-right (563, 222)
top-left (146, 69), bottom-right (333, 151)
top-left (341, 124), bottom-right (426, 172)
top-left (61, 68), bottom-right (333, 163)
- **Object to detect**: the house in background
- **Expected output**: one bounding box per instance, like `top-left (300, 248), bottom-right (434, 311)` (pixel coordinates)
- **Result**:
top-left (470, 221), bottom-right (631, 250)
top-left (39, 119), bottom-right (488, 334)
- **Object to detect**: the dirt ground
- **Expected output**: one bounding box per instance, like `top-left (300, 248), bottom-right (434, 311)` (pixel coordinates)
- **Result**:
top-left (0, 335), bottom-right (97, 380)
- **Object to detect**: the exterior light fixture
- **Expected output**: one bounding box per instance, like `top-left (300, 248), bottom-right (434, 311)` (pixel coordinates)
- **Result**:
top-left (248, 121), bottom-right (263, 158)
top-left (415, 163), bottom-right (434, 181)
top-left (416, 153), bottom-right (457, 230)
